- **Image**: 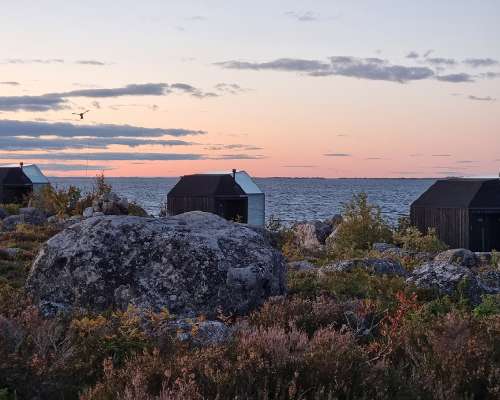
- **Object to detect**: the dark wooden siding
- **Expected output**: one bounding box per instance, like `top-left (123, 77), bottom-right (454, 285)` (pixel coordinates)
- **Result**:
top-left (411, 206), bottom-right (469, 248)
top-left (167, 196), bottom-right (216, 216)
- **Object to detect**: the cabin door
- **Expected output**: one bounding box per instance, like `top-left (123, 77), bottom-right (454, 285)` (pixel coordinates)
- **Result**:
top-left (217, 198), bottom-right (248, 223)
top-left (470, 211), bottom-right (500, 252)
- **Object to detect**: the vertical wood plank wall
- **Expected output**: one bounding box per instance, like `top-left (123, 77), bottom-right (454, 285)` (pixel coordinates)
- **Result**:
top-left (411, 206), bottom-right (469, 249)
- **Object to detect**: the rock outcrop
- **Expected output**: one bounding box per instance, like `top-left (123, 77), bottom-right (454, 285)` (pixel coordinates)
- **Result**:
top-left (322, 258), bottom-right (407, 277)
top-left (26, 212), bottom-right (286, 317)
top-left (407, 262), bottom-right (499, 305)
top-left (434, 249), bottom-right (479, 268)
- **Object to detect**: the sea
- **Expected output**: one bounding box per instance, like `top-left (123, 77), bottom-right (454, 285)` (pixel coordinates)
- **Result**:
top-left (50, 177), bottom-right (435, 225)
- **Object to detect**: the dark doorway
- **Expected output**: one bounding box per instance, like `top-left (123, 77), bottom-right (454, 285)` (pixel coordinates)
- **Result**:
top-left (470, 212), bottom-right (500, 251)
top-left (217, 198), bottom-right (248, 223)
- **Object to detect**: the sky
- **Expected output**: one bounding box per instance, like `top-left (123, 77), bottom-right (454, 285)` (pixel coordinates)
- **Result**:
top-left (0, 0), bottom-right (499, 178)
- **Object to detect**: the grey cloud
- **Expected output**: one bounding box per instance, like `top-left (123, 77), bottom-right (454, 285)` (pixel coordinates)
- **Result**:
top-left (186, 15), bottom-right (206, 21)
top-left (0, 136), bottom-right (194, 151)
top-left (216, 58), bottom-right (331, 72)
top-left (36, 163), bottom-right (114, 171)
top-left (425, 57), bottom-right (457, 67)
top-left (0, 95), bottom-right (67, 112)
top-left (217, 56), bottom-right (435, 83)
top-left (205, 144), bottom-right (262, 151)
top-left (76, 60), bottom-right (107, 66)
top-left (214, 83), bottom-right (248, 94)
top-left (324, 153), bottom-right (351, 157)
top-left (0, 119), bottom-right (206, 138)
top-left (464, 58), bottom-right (499, 68)
top-left (210, 154), bottom-right (265, 160)
top-left (436, 73), bottom-right (474, 82)
top-left (423, 50), bottom-right (434, 58)
top-left (0, 152), bottom-right (264, 161)
top-left (51, 83), bottom-right (169, 98)
top-left (468, 95), bottom-right (496, 102)
top-left (479, 72), bottom-right (500, 79)
top-left (456, 160), bottom-right (477, 163)
top-left (365, 157), bottom-right (384, 160)
top-left (170, 83), bottom-right (218, 98)
top-left (0, 81), bottom-right (20, 86)
top-left (406, 51), bottom-right (419, 59)
top-left (285, 11), bottom-right (318, 22)
top-left (3, 58), bottom-right (64, 64)
top-left (0, 152), bottom-right (205, 161)
top-left (432, 154), bottom-right (452, 157)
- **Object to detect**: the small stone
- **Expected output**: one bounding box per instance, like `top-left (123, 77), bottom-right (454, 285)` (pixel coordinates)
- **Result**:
top-left (83, 207), bottom-right (94, 218)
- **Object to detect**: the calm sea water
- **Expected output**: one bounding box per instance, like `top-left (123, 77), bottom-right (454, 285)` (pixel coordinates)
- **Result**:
top-left (50, 177), bottom-right (435, 225)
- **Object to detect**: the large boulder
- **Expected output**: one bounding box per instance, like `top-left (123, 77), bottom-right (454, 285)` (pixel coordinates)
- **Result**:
top-left (406, 262), bottom-right (488, 304)
top-left (434, 249), bottom-right (479, 268)
top-left (26, 212), bottom-right (286, 317)
top-left (322, 258), bottom-right (407, 277)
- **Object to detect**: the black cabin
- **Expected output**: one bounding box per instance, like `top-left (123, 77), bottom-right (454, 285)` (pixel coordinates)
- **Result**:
top-left (167, 171), bottom-right (265, 225)
top-left (410, 178), bottom-right (500, 251)
top-left (0, 167), bottom-right (33, 203)
top-left (167, 173), bottom-right (249, 222)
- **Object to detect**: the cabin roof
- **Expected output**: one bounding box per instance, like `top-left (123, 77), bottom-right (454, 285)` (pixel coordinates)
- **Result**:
top-left (0, 167), bottom-right (32, 186)
top-left (168, 174), bottom-right (246, 197)
top-left (0, 164), bottom-right (49, 186)
top-left (412, 178), bottom-right (500, 209)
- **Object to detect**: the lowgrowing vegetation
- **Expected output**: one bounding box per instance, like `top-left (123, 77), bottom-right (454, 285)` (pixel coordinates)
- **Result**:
top-left (0, 188), bottom-right (499, 399)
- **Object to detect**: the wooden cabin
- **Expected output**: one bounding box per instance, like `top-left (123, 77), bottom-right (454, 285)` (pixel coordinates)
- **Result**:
top-left (0, 164), bottom-right (50, 204)
top-left (167, 170), bottom-right (265, 226)
top-left (410, 178), bottom-right (500, 251)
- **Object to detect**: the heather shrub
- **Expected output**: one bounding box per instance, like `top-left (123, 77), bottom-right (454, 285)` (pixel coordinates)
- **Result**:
top-left (266, 214), bottom-right (303, 260)
top-left (327, 193), bottom-right (393, 259)
top-left (394, 226), bottom-right (448, 253)
top-left (28, 184), bottom-right (82, 217)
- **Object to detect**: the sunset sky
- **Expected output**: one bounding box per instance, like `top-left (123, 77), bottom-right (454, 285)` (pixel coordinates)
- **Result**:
top-left (0, 0), bottom-right (499, 178)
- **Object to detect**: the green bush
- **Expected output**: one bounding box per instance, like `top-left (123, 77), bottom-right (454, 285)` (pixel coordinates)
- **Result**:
top-left (473, 294), bottom-right (500, 317)
top-left (327, 193), bottom-right (393, 259)
top-left (395, 226), bottom-right (448, 253)
top-left (127, 202), bottom-right (148, 217)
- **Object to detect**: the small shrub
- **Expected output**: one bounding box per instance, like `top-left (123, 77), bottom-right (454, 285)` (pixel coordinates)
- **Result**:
top-left (0, 204), bottom-right (20, 216)
top-left (394, 226), bottom-right (448, 253)
top-left (473, 294), bottom-right (500, 317)
top-left (128, 202), bottom-right (148, 217)
top-left (327, 193), bottom-right (393, 259)
top-left (29, 185), bottom-right (82, 217)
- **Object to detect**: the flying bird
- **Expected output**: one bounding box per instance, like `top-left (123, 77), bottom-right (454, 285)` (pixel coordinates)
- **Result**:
top-left (72, 110), bottom-right (90, 120)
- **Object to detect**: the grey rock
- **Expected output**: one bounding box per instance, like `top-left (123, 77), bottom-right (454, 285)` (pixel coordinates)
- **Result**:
top-left (288, 260), bottom-right (316, 271)
top-left (477, 269), bottom-right (500, 294)
top-left (192, 320), bottom-right (231, 345)
top-left (475, 252), bottom-right (492, 266)
top-left (19, 207), bottom-right (47, 225)
top-left (93, 212), bottom-right (104, 217)
top-left (407, 262), bottom-right (484, 304)
top-left (292, 220), bottom-right (333, 252)
top-left (0, 208), bottom-right (7, 220)
top-left (47, 215), bottom-right (60, 224)
top-left (373, 243), bottom-right (398, 253)
top-left (93, 192), bottom-right (129, 215)
top-left (323, 258), bottom-right (407, 277)
top-left (27, 211), bottom-right (286, 317)
top-left (434, 249), bottom-right (478, 268)
top-left (1, 215), bottom-right (22, 231)
top-left (83, 207), bottom-right (94, 218)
